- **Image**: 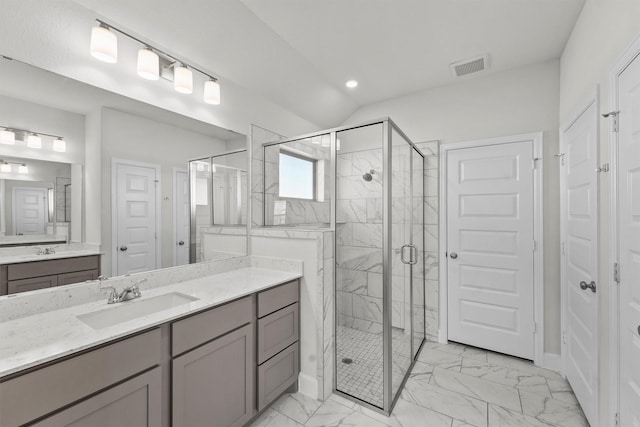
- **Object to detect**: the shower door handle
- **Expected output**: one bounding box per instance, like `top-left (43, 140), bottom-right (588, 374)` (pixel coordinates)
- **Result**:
top-left (400, 245), bottom-right (411, 264)
top-left (409, 245), bottom-right (418, 265)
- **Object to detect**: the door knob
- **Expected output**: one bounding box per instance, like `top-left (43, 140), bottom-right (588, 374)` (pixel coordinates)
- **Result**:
top-left (579, 280), bottom-right (596, 293)
top-left (178, 241), bottom-right (185, 246)
top-left (450, 252), bottom-right (458, 259)
top-left (638, 325), bottom-right (640, 336)
top-left (120, 246), bottom-right (128, 252)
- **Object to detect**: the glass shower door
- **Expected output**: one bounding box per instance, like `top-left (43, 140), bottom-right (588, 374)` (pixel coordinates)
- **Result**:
top-left (411, 147), bottom-right (425, 360)
top-left (390, 128), bottom-right (413, 401)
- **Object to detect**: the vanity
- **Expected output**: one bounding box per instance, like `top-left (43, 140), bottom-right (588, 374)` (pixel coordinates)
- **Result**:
top-left (0, 260), bottom-right (301, 427)
top-left (0, 253), bottom-right (101, 296)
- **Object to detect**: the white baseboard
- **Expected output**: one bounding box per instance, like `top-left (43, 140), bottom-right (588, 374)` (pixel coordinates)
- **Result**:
top-left (542, 352), bottom-right (562, 373)
top-left (297, 373), bottom-right (319, 400)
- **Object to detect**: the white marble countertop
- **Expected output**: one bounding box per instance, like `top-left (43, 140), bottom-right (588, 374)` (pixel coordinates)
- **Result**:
top-left (0, 249), bottom-right (102, 265)
top-left (0, 266), bottom-right (301, 377)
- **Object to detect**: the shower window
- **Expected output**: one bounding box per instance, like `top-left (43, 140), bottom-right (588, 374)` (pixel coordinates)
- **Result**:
top-left (278, 151), bottom-right (315, 200)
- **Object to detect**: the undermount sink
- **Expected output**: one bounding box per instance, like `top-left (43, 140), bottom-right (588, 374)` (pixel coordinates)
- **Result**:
top-left (77, 292), bottom-right (200, 330)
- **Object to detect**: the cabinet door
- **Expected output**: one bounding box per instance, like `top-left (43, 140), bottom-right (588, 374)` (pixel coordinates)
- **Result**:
top-left (8, 274), bottom-right (57, 294)
top-left (32, 367), bottom-right (161, 427)
top-left (172, 324), bottom-right (254, 427)
top-left (58, 269), bottom-right (100, 286)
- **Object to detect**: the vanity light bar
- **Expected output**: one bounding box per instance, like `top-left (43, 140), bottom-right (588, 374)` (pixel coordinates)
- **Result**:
top-left (90, 19), bottom-right (221, 105)
top-left (0, 125), bottom-right (66, 152)
top-left (0, 160), bottom-right (29, 174)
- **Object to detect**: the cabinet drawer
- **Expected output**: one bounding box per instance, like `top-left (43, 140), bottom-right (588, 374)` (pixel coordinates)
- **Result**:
top-left (58, 269), bottom-right (100, 286)
top-left (0, 329), bottom-right (161, 427)
top-left (7, 255), bottom-right (100, 281)
top-left (257, 342), bottom-right (299, 411)
top-left (172, 296), bottom-right (253, 356)
top-left (258, 302), bottom-right (299, 364)
top-left (257, 280), bottom-right (299, 318)
top-left (8, 274), bottom-right (58, 294)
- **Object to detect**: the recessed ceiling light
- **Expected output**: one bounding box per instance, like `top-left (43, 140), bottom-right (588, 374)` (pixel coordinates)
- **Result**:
top-left (345, 80), bottom-right (358, 89)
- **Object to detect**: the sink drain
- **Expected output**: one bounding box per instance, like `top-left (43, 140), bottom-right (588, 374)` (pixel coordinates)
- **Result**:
top-left (341, 357), bottom-right (353, 364)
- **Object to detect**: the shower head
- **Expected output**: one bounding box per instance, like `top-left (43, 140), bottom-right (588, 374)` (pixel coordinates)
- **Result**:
top-left (362, 169), bottom-right (375, 182)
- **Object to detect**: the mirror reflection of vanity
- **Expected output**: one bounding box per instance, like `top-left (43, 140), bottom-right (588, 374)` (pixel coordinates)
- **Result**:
top-left (0, 56), bottom-right (249, 295)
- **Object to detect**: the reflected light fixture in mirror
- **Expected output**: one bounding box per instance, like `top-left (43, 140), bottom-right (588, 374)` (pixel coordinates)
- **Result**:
top-left (0, 161), bottom-right (10, 173)
top-left (27, 133), bottom-right (42, 148)
top-left (137, 47), bottom-right (160, 80)
top-left (90, 23), bottom-right (118, 63)
top-left (53, 137), bottom-right (66, 152)
top-left (0, 129), bottom-right (15, 145)
top-left (18, 164), bottom-right (28, 174)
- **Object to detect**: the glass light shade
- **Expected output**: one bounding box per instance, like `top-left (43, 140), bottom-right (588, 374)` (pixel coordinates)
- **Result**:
top-left (27, 134), bottom-right (42, 149)
top-left (90, 25), bottom-right (118, 63)
top-left (53, 138), bottom-right (66, 152)
top-left (203, 79), bottom-right (220, 105)
top-left (18, 164), bottom-right (28, 174)
top-left (0, 129), bottom-right (15, 145)
top-left (0, 163), bottom-right (10, 173)
top-left (137, 48), bottom-right (159, 80)
top-left (174, 65), bottom-right (193, 94)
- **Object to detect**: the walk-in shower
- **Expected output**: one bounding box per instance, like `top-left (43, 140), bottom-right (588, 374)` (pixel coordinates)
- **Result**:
top-left (262, 118), bottom-right (425, 414)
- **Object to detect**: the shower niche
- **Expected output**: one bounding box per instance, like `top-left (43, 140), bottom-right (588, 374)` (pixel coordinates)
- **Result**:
top-left (262, 119), bottom-right (425, 414)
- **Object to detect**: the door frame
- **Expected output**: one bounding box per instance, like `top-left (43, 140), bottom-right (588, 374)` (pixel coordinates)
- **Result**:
top-left (173, 167), bottom-right (188, 266)
top-left (559, 86), bottom-right (599, 423)
top-left (111, 158), bottom-right (162, 277)
top-left (439, 132), bottom-right (544, 366)
top-left (607, 31), bottom-right (640, 427)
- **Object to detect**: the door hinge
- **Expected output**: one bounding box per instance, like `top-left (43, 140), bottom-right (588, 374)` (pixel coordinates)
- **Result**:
top-left (532, 157), bottom-right (541, 170)
top-left (562, 331), bottom-right (567, 345)
top-left (602, 111), bottom-right (619, 133)
top-left (614, 262), bottom-right (620, 284)
top-left (561, 242), bottom-right (565, 255)
top-left (615, 412), bottom-right (620, 427)
top-left (554, 153), bottom-right (565, 166)
top-left (596, 163), bottom-right (610, 173)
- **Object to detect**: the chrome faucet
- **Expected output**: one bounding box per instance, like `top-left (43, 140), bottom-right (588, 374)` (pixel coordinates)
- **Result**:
top-left (99, 278), bottom-right (144, 304)
top-left (44, 246), bottom-right (56, 254)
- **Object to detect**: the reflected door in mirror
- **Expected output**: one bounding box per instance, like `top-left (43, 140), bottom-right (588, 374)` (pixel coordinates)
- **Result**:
top-left (174, 170), bottom-right (190, 266)
top-left (13, 187), bottom-right (48, 235)
top-left (114, 161), bottom-right (159, 276)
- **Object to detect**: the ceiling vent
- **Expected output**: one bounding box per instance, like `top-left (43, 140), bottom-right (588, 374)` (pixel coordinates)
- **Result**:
top-left (450, 55), bottom-right (488, 77)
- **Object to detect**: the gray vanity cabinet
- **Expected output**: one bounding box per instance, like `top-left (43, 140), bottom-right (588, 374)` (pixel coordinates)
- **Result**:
top-left (256, 280), bottom-right (300, 411)
top-left (31, 367), bottom-right (161, 427)
top-left (171, 296), bottom-right (256, 427)
top-left (1, 255), bottom-right (100, 295)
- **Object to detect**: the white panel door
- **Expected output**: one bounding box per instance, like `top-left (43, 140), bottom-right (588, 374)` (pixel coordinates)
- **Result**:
top-left (174, 170), bottom-right (190, 266)
top-left (447, 141), bottom-right (535, 359)
top-left (13, 188), bottom-right (47, 235)
top-left (115, 163), bottom-right (158, 276)
top-left (561, 99), bottom-right (598, 426)
top-left (618, 50), bottom-right (640, 427)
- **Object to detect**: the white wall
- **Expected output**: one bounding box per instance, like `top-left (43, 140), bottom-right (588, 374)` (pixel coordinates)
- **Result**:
top-left (345, 60), bottom-right (562, 354)
top-left (100, 108), bottom-right (228, 274)
top-left (559, 2), bottom-right (640, 425)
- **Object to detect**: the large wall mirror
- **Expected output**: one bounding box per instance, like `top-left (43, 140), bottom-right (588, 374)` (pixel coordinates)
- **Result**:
top-left (0, 56), bottom-right (249, 285)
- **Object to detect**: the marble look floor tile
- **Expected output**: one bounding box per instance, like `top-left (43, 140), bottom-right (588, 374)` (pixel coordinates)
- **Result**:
top-left (461, 358), bottom-right (552, 397)
top-left (487, 352), bottom-right (563, 381)
top-left (425, 342), bottom-right (489, 362)
top-left (431, 367), bottom-right (522, 412)
top-left (356, 398), bottom-right (452, 427)
top-left (272, 393), bottom-right (323, 425)
top-left (304, 399), bottom-right (390, 427)
top-left (452, 419), bottom-right (480, 427)
top-left (547, 377), bottom-right (572, 393)
top-left (488, 405), bottom-right (554, 427)
top-left (520, 390), bottom-right (589, 427)
top-left (328, 393), bottom-right (357, 409)
top-left (551, 391), bottom-right (580, 406)
top-left (401, 377), bottom-right (488, 427)
top-left (408, 361), bottom-right (434, 381)
top-left (250, 408), bottom-right (305, 427)
top-left (417, 348), bottom-right (463, 371)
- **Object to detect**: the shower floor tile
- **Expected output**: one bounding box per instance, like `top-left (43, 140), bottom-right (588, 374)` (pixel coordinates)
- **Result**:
top-left (336, 325), bottom-right (414, 408)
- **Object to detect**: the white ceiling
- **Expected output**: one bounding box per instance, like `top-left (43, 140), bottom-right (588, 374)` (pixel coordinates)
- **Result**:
top-left (6, 0), bottom-right (585, 129)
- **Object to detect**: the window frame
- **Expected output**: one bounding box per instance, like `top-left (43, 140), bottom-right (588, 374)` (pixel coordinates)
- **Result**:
top-left (278, 149), bottom-right (317, 201)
